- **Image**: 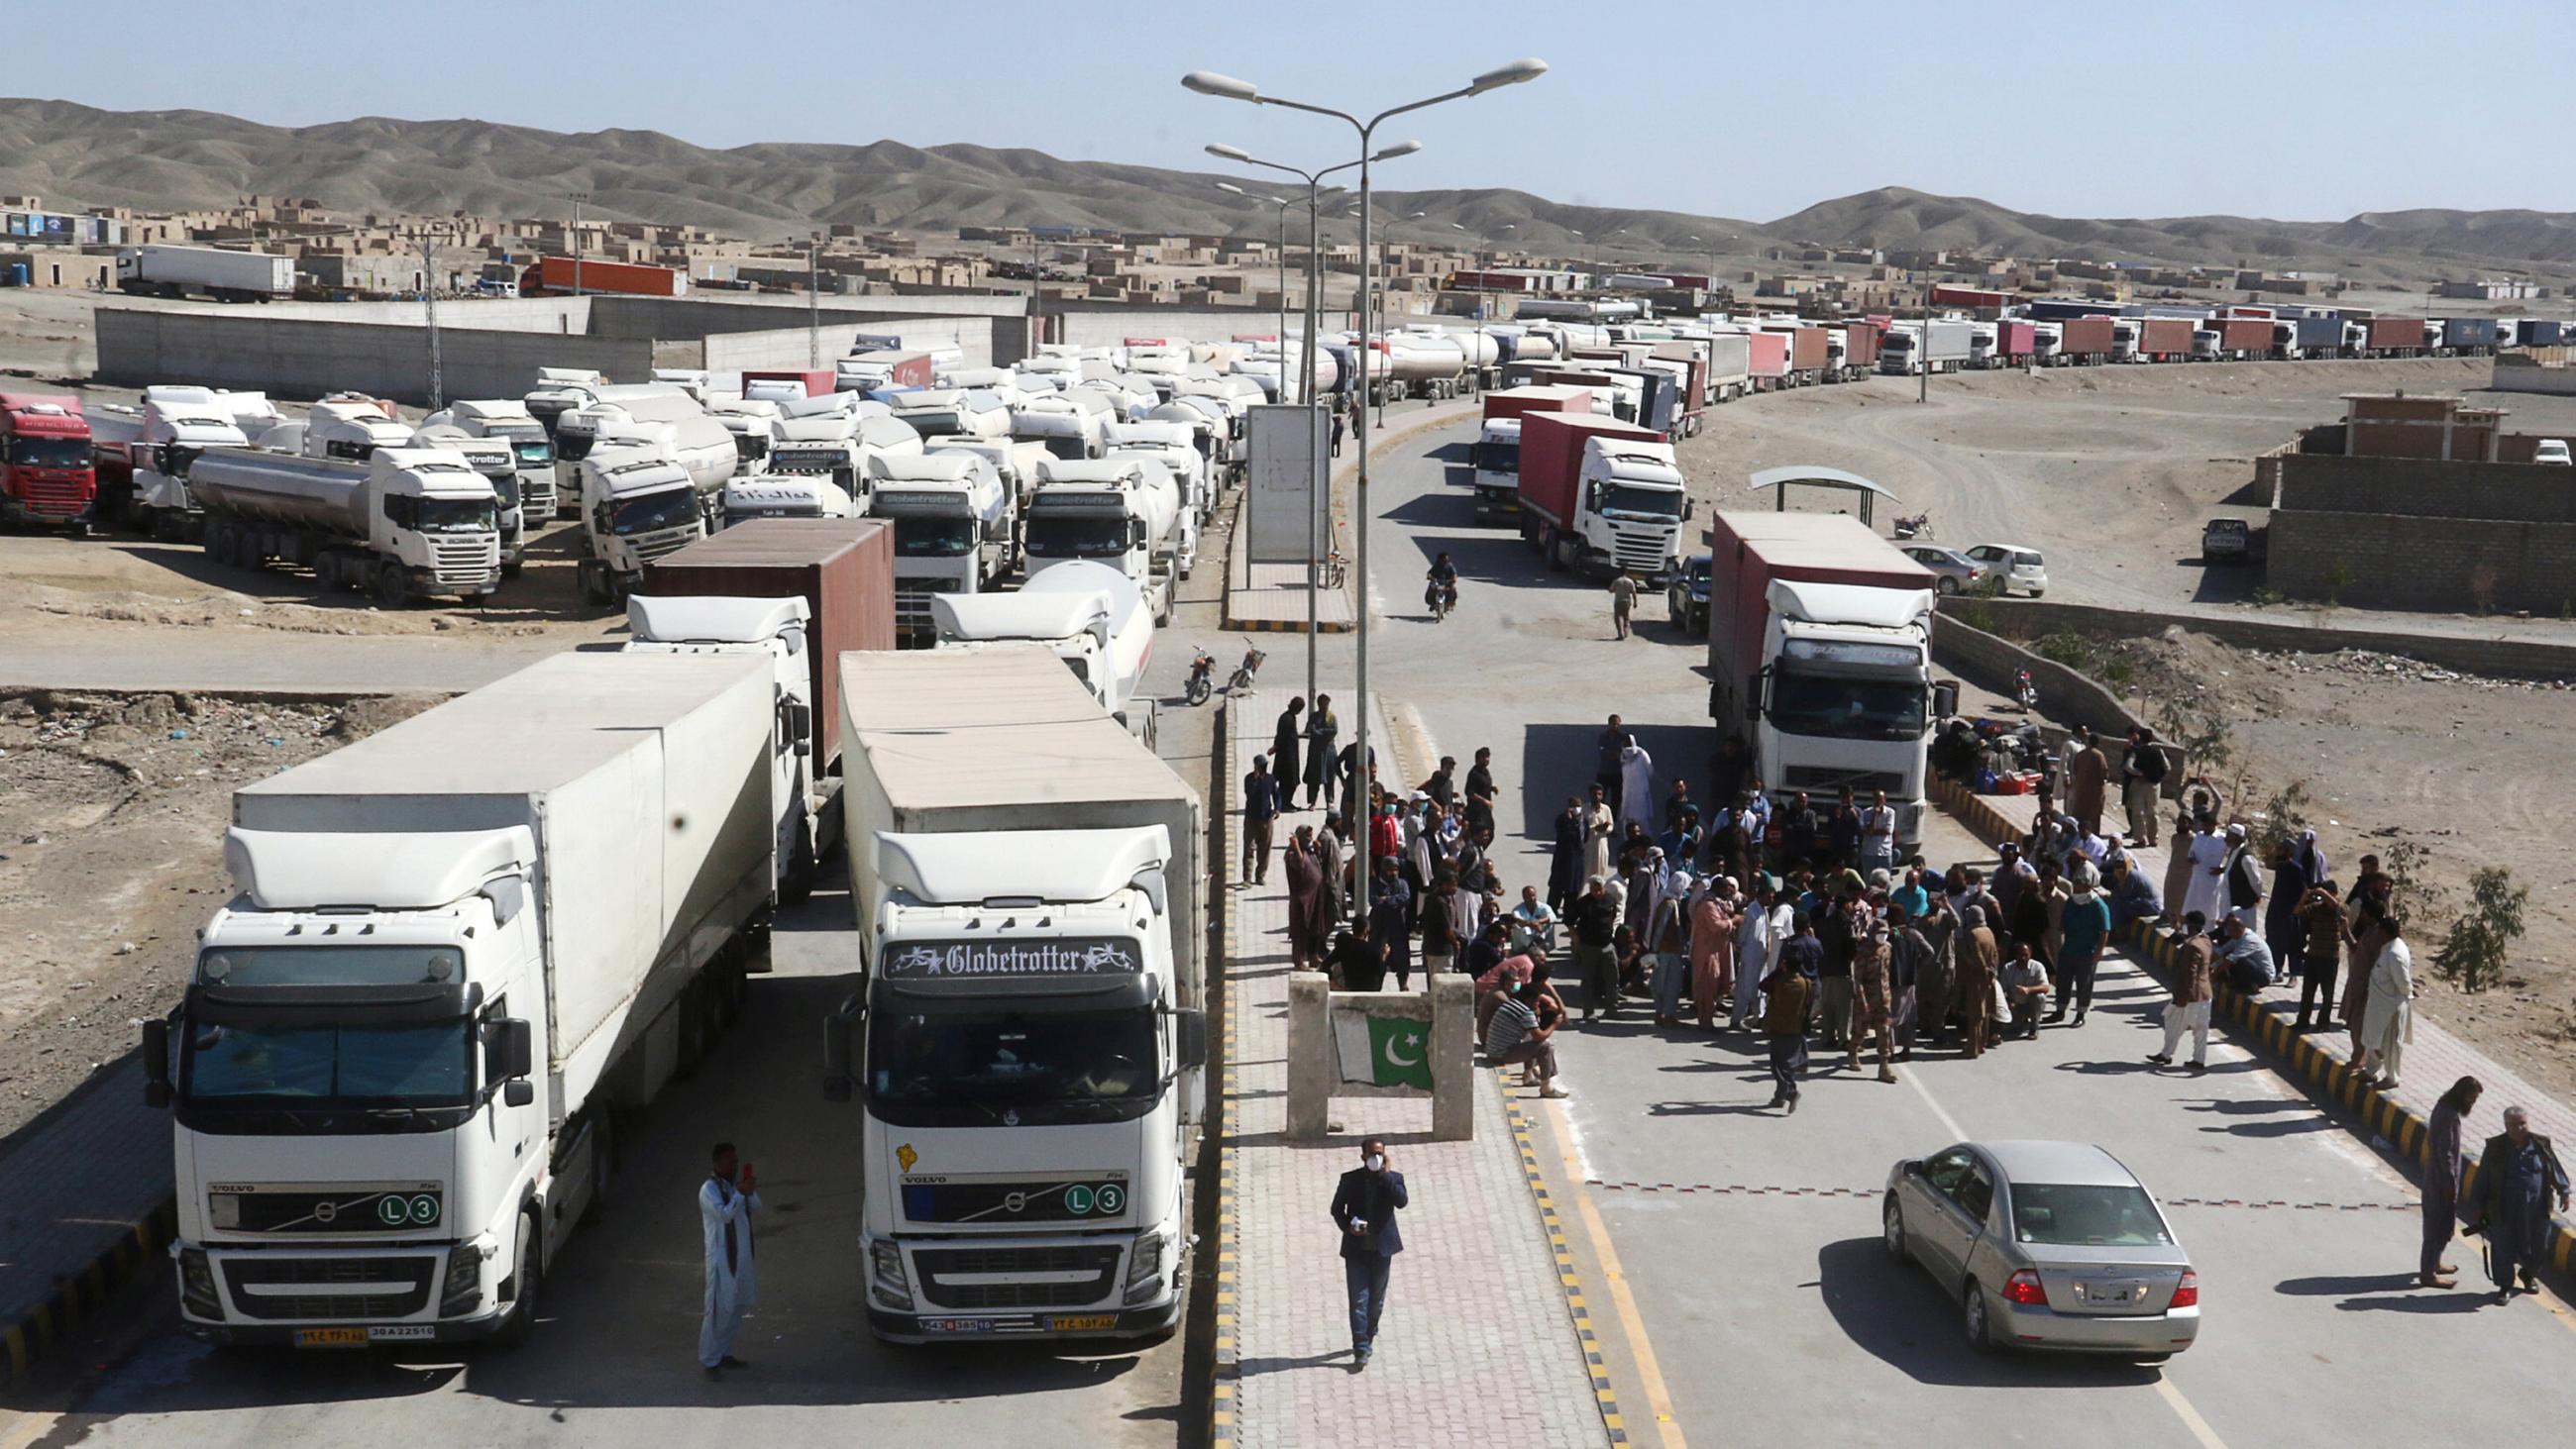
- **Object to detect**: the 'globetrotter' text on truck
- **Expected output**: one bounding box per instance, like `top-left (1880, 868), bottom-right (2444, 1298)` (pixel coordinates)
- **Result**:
top-left (143, 652), bottom-right (787, 1349)
top-left (1704, 508), bottom-right (1950, 856)
top-left (823, 647), bottom-right (1206, 1343)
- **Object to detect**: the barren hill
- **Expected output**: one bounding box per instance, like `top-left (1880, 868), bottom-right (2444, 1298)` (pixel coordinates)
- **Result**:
top-left (2, 100), bottom-right (2569, 283)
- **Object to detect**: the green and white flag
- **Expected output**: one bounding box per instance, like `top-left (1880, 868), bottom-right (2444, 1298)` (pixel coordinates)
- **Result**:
top-left (1334, 1010), bottom-right (1433, 1090)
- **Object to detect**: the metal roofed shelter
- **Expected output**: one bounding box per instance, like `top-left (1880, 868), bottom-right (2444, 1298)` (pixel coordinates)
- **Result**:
top-left (1747, 465), bottom-right (1901, 528)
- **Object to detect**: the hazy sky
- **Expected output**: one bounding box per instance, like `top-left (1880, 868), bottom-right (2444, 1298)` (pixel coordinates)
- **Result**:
top-left (17, 0), bottom-right (2574, 222)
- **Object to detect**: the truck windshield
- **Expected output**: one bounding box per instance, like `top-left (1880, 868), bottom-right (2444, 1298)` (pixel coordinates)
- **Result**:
top-left (893, 516), bottom-right (978, 557)
top-left (556, 432), bottom-right (595, 463)
top-left (1035, 437), bottom-right (1088, 462)
top-left (1600, 484), bottom-right (1682, 518)
top-left (512, 439), bottom-right (555, 467)
top-left (416, 498), bottom-right (498, 534)
top-left (7, 437), bottom-right (91, 468)
top-left (611, 489), bottom-right (700, 537)
top-left (1767, 667), bottom-right (1927, 742)
top-left (1026, 512), bottom-right (1129, 558)
top-left (901, 411), bottom-right (962, 437)
top-left (479, 470), bottom-right (521, 509)
top-left (1474, 443), bottom-right (1520, 474)
top-left (770, 449), bottom-right (846, 475)
top-left (867, 1004), bottom-right (1160, 1127)
top-left (182, 1020), bottom-right (473, 1106)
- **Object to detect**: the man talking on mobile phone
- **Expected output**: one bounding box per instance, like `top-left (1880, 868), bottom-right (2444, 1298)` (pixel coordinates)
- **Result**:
top-left (700, 1142), bottom-right (761, 1379)
top-left (1329, 1137), bottom-right (1409, 1369)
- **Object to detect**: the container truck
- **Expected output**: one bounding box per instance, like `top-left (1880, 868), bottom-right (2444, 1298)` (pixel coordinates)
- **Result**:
top-left (1834, 323), bottom-right (1882, 380)
top-left (411, 426), bottom-right (527, 575)
top-left (2212, 317), bottom-right (2270, 361)
top-left (1695, 331), bottom-right (1754, 401)
top-left (2366, 317), bottom-right (2427, 358)
top-left (88, 387), bottom-right (280, 539)
top-left (2442, 317), bottom-right (2500, 356)
top-left (1702, 511), bottom-right (1946, 856)
top-left (142, 652), bottom-right (779, 1349)
top-left (819, 647), bottom-right (1207, 1344)
top-left (519, 256), bottom-right (689, 298)
top-left (1025, 457), bottom-right (1184, 622)
top-left (1775, 326), bottom-right (1831, 386)
top-left (2053, 315), bottom-right (2116, 365)
top-left (838, 350), bottom-right (935, 395)
top-left (421, 400), bottom-right (559, 518)
top-left (1, 391), bottom-right (96, 534)
top-left (931, 560), bottom-right (1158, 743)
top-left (2108, 320), bottom-right (2140, 363)
top-left (1991, 320), bottom-right (2037, 368)
top-left (2140, 317), bottom-right (2197, 362)
top-left (189, 446), bottom-right (504, 605)
top-left (1517, 412), bottom-right (1690, 582)
top-left (1473, 385), bottom-right (1590, 525)
top-left (866, 452), bottom-right (1020, 639)
top-left (116, 245), bottom-right (295, 302)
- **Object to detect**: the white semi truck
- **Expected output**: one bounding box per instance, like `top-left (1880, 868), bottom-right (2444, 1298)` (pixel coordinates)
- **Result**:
top-left (1024, 457), bottom-right (1183, 623)
top-left (575, 454), bottom-right (708, 604)
top-left (1012, 393), bottom-right (1112, 463)
top-left (865, 452), bottom-right (1019, 640)
top-left (116, 244), bottom-right (296, 302)
top-left (770, 413), bottom-right (922, 505)
top-left (420, 400), bottom-right (559, 518)
top-left (1105, 420), bottom-right (1212, 529)
top-left (931, 559), bottom-right (1157, 743)
top-left (412, 426), bottom-right (528, 574)
top-left (142, 652), bottom-right (781, 1349)
top-left (188, 446), bottom-right (504, 605)
top-left (822, 647), bottom-right (1206, 1344)
top-left (88, 387), bottom-right (281, 539)
top-left (554, 385), bottom-right (735, 501)
top-left (720, 471), bottom-right (861, 528)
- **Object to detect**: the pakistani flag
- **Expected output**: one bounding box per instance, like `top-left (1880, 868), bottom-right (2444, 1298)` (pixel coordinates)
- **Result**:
top-left (1335, 1011), bottom-right (1433, 1090)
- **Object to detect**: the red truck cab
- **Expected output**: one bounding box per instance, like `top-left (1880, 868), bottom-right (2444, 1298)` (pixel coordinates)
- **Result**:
top-left (0, 392), bottom-right (97, 535)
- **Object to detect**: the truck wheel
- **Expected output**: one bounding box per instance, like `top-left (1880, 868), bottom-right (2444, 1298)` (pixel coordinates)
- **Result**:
top-left (375, 563), bottom-right (409, 609)
top-left (493, 1209), bottom-right (543, 1349)
top-left (1544, 530), bottom-right (1567, 572)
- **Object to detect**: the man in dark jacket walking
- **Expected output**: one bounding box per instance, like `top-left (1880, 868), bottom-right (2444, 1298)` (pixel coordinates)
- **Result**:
top-left (1330, 1137), bottom-right (1408, 1367)
top-left (2474, 1105), bottom-right (2572, 1301)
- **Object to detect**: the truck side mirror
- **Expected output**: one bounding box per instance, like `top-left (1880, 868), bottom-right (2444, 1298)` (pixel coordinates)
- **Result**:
top-left (1174, 1008), bottom-right (1209, 1072)
top-left (487, 1018), bottom-right (535, 1086)
top-left (822, 994), bottom-right (863, 1102)
top-left (785, 699), bottom-right (813, 757)
top-left (1933, 680), bottom-right (1961, 719)
top-left (142, 1018), bottom-right (171, 1108)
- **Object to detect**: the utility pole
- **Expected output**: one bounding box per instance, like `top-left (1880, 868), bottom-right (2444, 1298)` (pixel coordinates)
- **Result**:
top-left (420, 229), bottom-right (446, 412)
top-left (570, 191), bottom-right (590, 298)
top-left (807, 237), bottom-right (822, 368)
top-left (1919, 271), bottom-right (1930, 405)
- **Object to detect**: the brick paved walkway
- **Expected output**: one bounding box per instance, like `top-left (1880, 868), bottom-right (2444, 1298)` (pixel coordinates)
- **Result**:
top-left (0, 1057), bottom-right (173, 1383)
top-left (1218, 689), bottom-right (1608, 1447)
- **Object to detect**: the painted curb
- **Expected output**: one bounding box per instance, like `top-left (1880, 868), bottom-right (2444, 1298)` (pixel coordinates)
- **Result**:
top-left (2, 1197), bottom-right (175, 1389)
top-left (1927, 774), bottom-right (2576, 1288)
top-left (1504, 1092), bottom-right (1630, 1445)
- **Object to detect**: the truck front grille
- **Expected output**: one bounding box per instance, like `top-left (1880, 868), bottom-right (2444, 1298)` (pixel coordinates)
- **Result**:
top-left (634, 530), bottom-right (695, 563)
top-left (13, 476), bottom-right (90, 516)
top-left (912, 1244), bottom-right (1122, 1309)
top-left (894, 579), bottom-right (955, 634)
top-left (1782, 766), bottom-right (1908, 795)
top-left (220, 1255), bottom-right (436, 1320)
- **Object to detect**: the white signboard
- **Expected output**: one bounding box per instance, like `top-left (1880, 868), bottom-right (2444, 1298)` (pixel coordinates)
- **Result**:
top-left (1245, 403), bottom-right (1328, 566)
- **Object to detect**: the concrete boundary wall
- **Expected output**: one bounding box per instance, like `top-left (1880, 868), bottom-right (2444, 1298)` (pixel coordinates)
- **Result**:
top-left (2267, 510), bottom-right (2576, 615)
top-left (2279, 454), bottom-right (2576, 523)
top-left (2490, 362), bottom-right (2576, 396)
top-left (1956, 595), bottom-right (2576, 681)
top-left (700, 317), bottom-right (995, 372)
top-left (95, 307), bottom-right (653, 406)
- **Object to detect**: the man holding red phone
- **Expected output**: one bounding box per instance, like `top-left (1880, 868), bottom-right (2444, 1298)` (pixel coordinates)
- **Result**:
top-left (700, 1142), bottom-right (762, 1378)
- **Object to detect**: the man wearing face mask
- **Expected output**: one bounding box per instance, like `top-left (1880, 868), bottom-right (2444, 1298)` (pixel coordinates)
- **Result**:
top-left (1329, 1137), bottom-right (1410, 1369)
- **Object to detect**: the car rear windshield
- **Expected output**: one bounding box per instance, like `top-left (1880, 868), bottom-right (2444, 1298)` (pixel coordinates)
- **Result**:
top-left (2011, 1183), bottom-right (2171, 1247)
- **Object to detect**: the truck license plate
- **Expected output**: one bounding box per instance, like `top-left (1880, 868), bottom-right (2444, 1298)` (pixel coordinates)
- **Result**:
top-left (368, 1325), bottom-right (434, 1341)
top-left (295, 1327), bottom-right (369, 1348)
top-left (919, 1317), bottom-right (994, 1334)
top-left (1050, 1314), bottom-right (1116, 1332)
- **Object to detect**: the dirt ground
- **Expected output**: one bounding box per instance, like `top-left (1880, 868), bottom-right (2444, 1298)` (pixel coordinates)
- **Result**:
top-left (1675, 354), bottom-right (2576, 631)
top-left (0, 689), bottom-right (434, 1140)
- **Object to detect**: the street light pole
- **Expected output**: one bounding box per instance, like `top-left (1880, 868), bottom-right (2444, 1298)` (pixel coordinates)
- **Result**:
top-left (807, 237), bottom-right (822, 368)
top-left (1186, 57), bottom-right (1549, 932)
top-left (569, 191), bottom-right (589, 299)
top-left (420, 229), bottom-right (445, 411)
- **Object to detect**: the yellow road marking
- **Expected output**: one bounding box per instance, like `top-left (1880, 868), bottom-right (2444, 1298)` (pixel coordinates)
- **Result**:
top-left (1558, 1133), bottom-right (1688, 1449)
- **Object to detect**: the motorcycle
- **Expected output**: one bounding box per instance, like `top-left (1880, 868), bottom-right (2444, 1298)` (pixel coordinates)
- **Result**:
top-left (1894, 512), bottom-right (1932, 541)
top-left (1425, 573), bottom-right (1458, 622)
top-left (1185, 651), bottom-right (1216, 706)
top-left (1225, 647), bottom-right (1267, 697)
top-left (2013, 667), bottom-right (2039, 714)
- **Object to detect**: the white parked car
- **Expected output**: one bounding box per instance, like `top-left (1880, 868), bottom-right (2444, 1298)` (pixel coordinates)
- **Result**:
top-left (1964, 543), bottom-right (2048, 597)
top-left (2534, 438), bottom-right (2571, 466)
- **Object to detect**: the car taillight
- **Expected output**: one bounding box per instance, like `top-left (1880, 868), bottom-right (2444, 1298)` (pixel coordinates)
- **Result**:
top-left (2002, 1269), bottom-right (2048, 1306)
top-left (2169, 1270), bottom-right (2200, 1308)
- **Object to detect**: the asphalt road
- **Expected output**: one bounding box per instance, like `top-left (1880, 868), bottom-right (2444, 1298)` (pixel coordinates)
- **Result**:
top-left (1352, 416), bottom-right (2576, 1448)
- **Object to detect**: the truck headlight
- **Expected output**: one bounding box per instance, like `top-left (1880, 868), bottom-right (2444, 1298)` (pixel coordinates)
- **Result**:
top-left (178, 1247), bottom-right (222, 1319)
top-left (1122, 1230), bottom-right (1167, 1306)
top-left (869, 1239), bottom-right (912, 1311)
top-left (441, 1239), bottom-right (486, 1315)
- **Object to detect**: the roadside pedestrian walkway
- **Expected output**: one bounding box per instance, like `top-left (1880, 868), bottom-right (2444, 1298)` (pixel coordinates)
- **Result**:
top-left (0, 1058), bottom-right (173, 1386)
top-left (1216, 688), bottom-right (1608, 1448)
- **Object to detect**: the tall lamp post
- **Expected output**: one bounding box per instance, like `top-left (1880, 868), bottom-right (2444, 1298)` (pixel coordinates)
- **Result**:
top-left (1185, 57), bottom-right (1549, 931)
top-left (568, 191), bottom-right (590, 299)
top-left (1210, 143), bottom-right (1420, 707)
top-left (1214, 182), bottom-right (1292, 376)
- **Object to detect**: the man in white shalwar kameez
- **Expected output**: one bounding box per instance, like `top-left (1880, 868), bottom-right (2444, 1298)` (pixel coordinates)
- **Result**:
top-left (2359, 923), bottom-right (2415, 1089)
top-left (2181, 822), bottom-right (2229, 928)
top-left (1619, 744), bottom-right (1657, 837)
top-left (700, 1143), bottom-right (762, 1377)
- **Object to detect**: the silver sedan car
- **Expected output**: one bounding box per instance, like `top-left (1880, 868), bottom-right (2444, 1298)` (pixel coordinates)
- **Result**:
top-left (1897, 544), bottom-right (1988, 596)
top-left (1882, 1140), bottom-right (2200, 1360)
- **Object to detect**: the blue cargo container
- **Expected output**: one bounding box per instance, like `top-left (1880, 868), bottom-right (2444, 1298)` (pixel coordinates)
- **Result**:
top-left (2296, 316), bottom-right (2343, 350)
top-left (2443, 317), bottom-right (2500, 351)
top-left (2526, 319), bottom-right (2564, 348)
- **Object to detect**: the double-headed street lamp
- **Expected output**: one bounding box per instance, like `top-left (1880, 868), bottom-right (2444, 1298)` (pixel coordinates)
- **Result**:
top-left (1185, 57), bottom-right (1549, 931)
top-left (1211, 142), bottom-right (1417, 706)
